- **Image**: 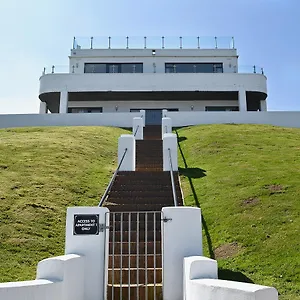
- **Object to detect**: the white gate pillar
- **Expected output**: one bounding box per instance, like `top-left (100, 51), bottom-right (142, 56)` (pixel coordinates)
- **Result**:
top-left (238, 89), bottom-right (247, 112)
top-left (60, 90), bottom-right (69, 113)
top-left (162, 207), bottom-right (203, 300)
top-left (133, 117), bottom-right (143, 140)
top-left (162, 117), bottom-right (172, 137)
top-left (260, 100), bottom-right (267, 111)
top-left (65, 207), bottom-right (109, 300)
top-left (140, 110), bottom-right (145, 127)
top-left (163, 133), bottom-right (178, 171)
top-left (162, 109), bottom-right (168, 118)
top-left (39, 101), bottom-right (47, 114)
top-left (118, 134), bottom-right (135, 171)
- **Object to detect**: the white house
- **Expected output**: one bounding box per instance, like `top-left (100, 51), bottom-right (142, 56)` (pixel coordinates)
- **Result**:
top-left (39, 36), bottom-right (267, 125)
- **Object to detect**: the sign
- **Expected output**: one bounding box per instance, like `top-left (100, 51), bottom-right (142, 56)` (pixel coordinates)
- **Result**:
top-left (73, 214), bottom-right (99, 235)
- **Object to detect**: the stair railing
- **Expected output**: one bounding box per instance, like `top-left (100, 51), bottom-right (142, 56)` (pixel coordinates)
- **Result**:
top-left (168, 148), bottom-right (178, 206)
top-left (134, 125), bottom-right (139, 137)
top-left (98, 148), bottom-right (128, 207)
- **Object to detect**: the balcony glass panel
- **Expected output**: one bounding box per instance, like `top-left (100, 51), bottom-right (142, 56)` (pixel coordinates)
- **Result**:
top-left (165, 63), bottom-right (223, 73)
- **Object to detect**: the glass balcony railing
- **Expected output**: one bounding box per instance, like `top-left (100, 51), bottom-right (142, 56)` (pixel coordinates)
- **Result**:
top-left (72, 36), bottom-right (236, 50)
top-left (42, 65), bottom-right (265, 75)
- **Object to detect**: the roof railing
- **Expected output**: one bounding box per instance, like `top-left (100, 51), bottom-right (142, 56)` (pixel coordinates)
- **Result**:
top-left (72, 36), bottom-right (236, 50)
top-left (98, 148), bottom-right (128, 207)
top-left (168, 148), bottom-right (178, 207)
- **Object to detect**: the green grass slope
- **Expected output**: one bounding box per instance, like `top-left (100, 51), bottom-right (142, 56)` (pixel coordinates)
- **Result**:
top-left (0, 126), bottom-right (126, 282)
top-left (176, 124), bottom-right (300, 300)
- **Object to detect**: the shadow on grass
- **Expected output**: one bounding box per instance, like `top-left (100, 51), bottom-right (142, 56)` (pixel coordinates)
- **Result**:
top-left (219, 269), bottom-right (254, 284)
top-left (175, 130), bottom-right (215, 259)
top-left (178, 136), bottom-right (187, 142)
top-left (179, 167), bottom-right (206, 179)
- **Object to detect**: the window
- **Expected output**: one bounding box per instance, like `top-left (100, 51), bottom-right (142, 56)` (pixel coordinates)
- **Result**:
top-left (84, 63), bottom-right (143, 73)
top-left (205, 106), bottom-right (238, 112)
top-left (165, 63), bottom-right (223, 73)
top-left (68, 107), bottom-right (103, 113)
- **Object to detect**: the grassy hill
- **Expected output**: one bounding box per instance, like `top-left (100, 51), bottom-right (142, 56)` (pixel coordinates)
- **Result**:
top-left (0, 126), bottom-right (126, 282)
top-left (176, 124), bottom-right (300, 300)
top-left (0, 125), bottom-right (299, 299)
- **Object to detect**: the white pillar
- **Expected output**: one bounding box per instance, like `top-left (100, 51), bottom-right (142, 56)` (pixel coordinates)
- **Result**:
top-left (118, 134), bottom-right (135, 171)
top-left (39, 101), bottom-right (47, 114)
top-left (133, 117), bottom-right (143, 140)
top-left (162, 109), bottom-right (168, 118)
top-left (238, 89), bottom-right (247, 112)
top-left (163, 133), bottom-right (178, 171)
top-left (65, 207), bottom-right (109, 300)
top-left (162, 117), bottom-right (172, 137)
top-left (162, 207), bottom-right (203, 300)
top-left (184, 256), bottom-right (218, 300)
top-left (59, 91), bottom-right (68, 114)
top-left (260, 100), bottom-right (267, 111)
top-left (140, 110), bottom-right (145, 127)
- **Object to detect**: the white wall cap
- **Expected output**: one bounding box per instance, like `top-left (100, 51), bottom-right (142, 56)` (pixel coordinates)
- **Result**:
top-left (191, 279), bottom-right (278, 298)
top-left (0, 280), bottom-right (56, 288)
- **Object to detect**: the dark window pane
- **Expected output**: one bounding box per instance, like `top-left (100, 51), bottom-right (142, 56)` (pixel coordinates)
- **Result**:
top-left (84, 63), bottom-right (106, 73)
top-left (165, 63), bottom-right (223, 73)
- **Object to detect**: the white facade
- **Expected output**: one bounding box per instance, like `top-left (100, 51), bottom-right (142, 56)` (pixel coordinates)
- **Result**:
top-left (39, 36), bottom-right (267, 123)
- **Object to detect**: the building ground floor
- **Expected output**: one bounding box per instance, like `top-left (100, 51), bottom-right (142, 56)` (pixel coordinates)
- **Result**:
top-left (39, 91), bottom-right (268, 124)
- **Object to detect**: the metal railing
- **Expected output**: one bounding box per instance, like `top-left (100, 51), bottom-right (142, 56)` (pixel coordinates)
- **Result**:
top-left (42, 64), bottom-right (265, 75)
top-left (98, 148), bottom-right (128, 207)
top-left (134, 125), bottom-right (139, 137)
top-left (72, 36), bottom-right (235, 50)
top-left (168, 148), bottom-right (178, 207)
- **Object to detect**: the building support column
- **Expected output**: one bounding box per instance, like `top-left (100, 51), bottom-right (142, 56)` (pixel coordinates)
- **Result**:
top-left (39, 101), bottom-right (47, 114)
top-left (59, 90), bottom-right (68, 113)
top-left (238, 89), bottom-right (247, 112)
top-left (260, 100), bottom-right (267, 111)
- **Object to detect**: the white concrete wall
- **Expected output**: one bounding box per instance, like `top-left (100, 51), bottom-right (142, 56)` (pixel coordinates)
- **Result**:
top-left (39, 73), bottom-right (267, 95)
top-left (65, 207), bottom-right (109, 300)
top-left (69, 48), bottom-right (238, 75)
top-left (0, 112), bottom-right (140, 128)
top-left (0, 254), bottom-right (84, 300)
top-left (162, 207), bottom-right (203, 300)
top-left (67, 100), bottom-right (239, 113)
top-left (188, 279), bottom-right (278, 300)
top-left (36, 254), bottom-right (84, 300)
top-left (1, 111), bottom-right (300, 129)
top-left (165, 111), bottom-right (300, 128)
top-left (0, 280), bottom-right (62, 300)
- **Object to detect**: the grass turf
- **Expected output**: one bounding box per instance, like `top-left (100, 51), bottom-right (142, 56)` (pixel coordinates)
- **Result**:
top-left (0, 126), bottom-right (126, 282)
top-left (176, 124), bottom-right (300, 300)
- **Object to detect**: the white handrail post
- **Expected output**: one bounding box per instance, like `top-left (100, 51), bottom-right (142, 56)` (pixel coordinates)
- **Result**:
top-left (162, 109), bottom-right (168, 118)
top-left (163, 133), bottom-right (178, 171)
top-left (162, 117), bottom-right (172, 138)
top-left (140, 110), bottom-right (146, 127)
top-left (133, 117), bottom-right (143, 140)
top-left (118, 134), bottom-right (135, 171)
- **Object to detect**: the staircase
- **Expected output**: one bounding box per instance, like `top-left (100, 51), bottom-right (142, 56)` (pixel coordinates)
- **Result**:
top-left (105, 125), bottom-right (183, 300)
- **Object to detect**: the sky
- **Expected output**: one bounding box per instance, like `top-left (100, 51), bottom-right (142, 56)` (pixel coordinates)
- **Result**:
top-left (0, 0), bottom-right (299, 114)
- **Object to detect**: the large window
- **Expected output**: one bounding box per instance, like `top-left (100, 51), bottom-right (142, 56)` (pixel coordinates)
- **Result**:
top-left (68, 107), bottom-right (103, 113)
top-left (84, 63), bottom-right (143, 73)
top-left (165, 63), bottom-right (223, 73)
top-left (205, 106), bottom-right (238, 112)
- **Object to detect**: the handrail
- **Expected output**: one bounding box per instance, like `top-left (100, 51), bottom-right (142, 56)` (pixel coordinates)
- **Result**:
top-left (98, 148), bottom-right (128, 207)
top-left (168, 148), bottom-right (178, 206)
top-left (134, 125), bottom-right (139, 137)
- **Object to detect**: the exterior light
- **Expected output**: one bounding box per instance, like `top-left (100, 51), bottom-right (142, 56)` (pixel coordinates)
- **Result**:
top-left (152, 49), bottom-right (156, 55)
top-left (115, 106), bottom-right (118, 111)
top-left (191, 105), bottom-right (194, 111)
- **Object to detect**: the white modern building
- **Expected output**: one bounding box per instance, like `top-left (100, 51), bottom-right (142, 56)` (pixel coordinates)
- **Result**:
top-left (39, 36), bottom-right (267, 125)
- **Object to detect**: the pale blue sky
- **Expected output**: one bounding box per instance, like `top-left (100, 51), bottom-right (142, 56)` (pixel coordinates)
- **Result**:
top-left (0, 0), bottom-right (299, 113)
